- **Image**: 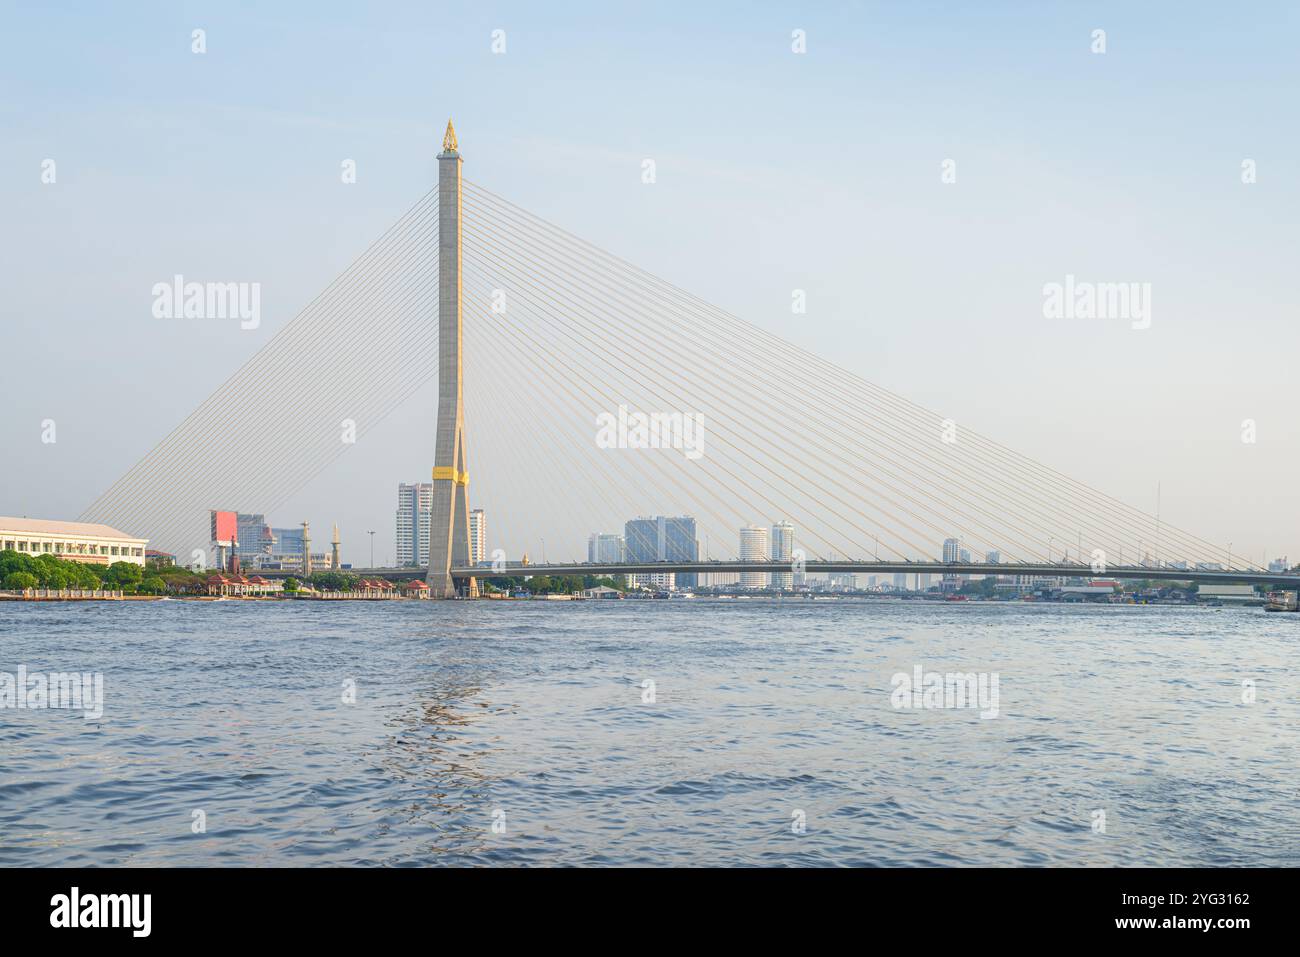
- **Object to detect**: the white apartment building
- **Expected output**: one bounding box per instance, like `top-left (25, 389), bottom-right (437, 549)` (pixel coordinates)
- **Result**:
top-left (469, 508), bottom-right (487, 566)
top-left (395, 483), bottom-right (433, 567)
top-left (739, 524), bottom-right (769, 589)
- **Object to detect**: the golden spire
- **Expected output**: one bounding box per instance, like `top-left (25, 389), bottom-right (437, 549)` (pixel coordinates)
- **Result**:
top-left (442, 118), bottom-right (458, 152)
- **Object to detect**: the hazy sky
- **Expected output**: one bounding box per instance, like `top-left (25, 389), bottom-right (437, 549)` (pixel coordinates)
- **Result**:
top-left (3, 1), bottom-right (1298, 565)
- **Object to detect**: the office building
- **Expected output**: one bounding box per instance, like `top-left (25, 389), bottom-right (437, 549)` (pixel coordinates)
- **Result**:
top-left (770, 521), bottom-right (794, 590)
top-left (624, 515), bottom-right (699, 588)
top-left (235, 512), bottom-right (274, 560)
top-left (588, 532), bottom-right (625, 565)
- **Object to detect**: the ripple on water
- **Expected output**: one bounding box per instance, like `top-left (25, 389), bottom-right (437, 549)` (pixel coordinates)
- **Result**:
top-left (1, 600), bottom-right (1297, 865)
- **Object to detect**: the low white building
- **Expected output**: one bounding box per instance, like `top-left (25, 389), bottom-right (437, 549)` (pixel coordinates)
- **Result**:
top-left (0, 517), bottom-right (148, 568)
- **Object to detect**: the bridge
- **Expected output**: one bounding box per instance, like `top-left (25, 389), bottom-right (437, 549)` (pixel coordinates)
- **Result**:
top-left (247, 560), bottom-right (1300, 590)
top-left (459, 561), bottom-right (1300, 589)
top-left (76, 120), bottom-right (1297, 599)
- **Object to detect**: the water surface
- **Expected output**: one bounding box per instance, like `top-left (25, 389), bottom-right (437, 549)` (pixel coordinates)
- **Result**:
top-left (1, 599), bottom-right (1296, 866)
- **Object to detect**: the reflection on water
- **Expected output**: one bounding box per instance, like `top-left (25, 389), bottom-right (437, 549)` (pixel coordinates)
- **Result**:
top-left (1, 599), bottom-right (1297, 866)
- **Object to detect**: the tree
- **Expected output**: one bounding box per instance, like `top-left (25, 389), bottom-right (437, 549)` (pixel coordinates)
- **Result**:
top-left (41, 566), bottom-right (72, 589)
top-left (283, 577), bottom-right (300, 593)
top-left (138, 576), bottom-right (167, 595)
top-left (104, 561), bottom-right (144, 589)
top-left (3, 571), bottom-right (38, 590)
top-left (71, 565), bottom-right (102, 589)
top-left (0, 550), bottom-right (37, 579)
top-left (309, 571), bottom-right (355, 592)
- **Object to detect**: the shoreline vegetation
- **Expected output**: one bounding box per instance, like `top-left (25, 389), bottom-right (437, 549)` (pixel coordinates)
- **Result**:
top-left (0, 550), bottom-right (628, 601)
top-left (0, 550), bottom-right (1260, 607)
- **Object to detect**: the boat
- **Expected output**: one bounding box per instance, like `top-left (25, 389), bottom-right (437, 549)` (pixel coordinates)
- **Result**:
top-left (1265, 591), bottom-right (1297, 613)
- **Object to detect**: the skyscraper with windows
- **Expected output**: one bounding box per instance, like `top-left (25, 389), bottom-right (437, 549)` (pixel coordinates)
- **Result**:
top-left (469, 508), bottom-right (486, 566)
top-left (942, 537), bottom-right (961, 592)
top-left (623, 515), bottom-right (699, 588)
top-left (235, 512), bottom-right (273, 560)
top-left (396, 482), bottom-right (433, 567)
top-left (739, 524), bottom-right (769, 589)
top-left (588, 532), bottom-right (625, 564)
top-left (770, 521), bottom-right (794, 590)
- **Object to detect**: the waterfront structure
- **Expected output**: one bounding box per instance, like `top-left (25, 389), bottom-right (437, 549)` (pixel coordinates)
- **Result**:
top-left (469, 508), bottom-right (486, 566)
top-left (1199, 583), bottom-right (1260, 604)
top-left (624, 515), bottom-right (698, 588)
top-left (627, 571), bottom-right (676, 591)
top-left (739, 525), bottom-right (769, 589)
top-left (0, 517), bottom-right (148, 567)
top-left (331, 524), bottom-right (341, 570)
top-left (588, 532), bottom-right (625, 565)
top-left (396, 482), bottom-right (433, 567)
top-left (402, 580), bottom-right (431, 599)
top-left (426, 120), bottom-right (479, 599)
top-left (770, 521), bottom-right (794, 590)
top-left (206, 574), bottom-right (279, 597)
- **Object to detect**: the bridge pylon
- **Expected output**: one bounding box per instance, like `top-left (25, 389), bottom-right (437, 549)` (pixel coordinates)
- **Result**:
top-left (426, 119), bottom-right (478, 599)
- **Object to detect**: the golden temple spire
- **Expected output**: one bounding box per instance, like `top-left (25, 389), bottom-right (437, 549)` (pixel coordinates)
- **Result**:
top-left (442, 118), bottom-right (458, 153)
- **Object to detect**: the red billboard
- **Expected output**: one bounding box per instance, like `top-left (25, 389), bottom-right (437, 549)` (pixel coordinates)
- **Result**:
top-left (210, 510), bottom-right (238, 547)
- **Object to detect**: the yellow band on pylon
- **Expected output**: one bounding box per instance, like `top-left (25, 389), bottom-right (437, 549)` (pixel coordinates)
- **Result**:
top-left (432, 466), bottom-right (470, 486)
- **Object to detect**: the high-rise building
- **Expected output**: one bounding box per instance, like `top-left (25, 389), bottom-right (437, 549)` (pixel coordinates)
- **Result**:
top-left (588, 532), bottom-right (625, 564)
top-left (624, 515), bottom-right (699, 588)
top-left (739, 524), bottom-right (769, 589)
top-left (235, 513), bottom-right (274, 560)
top-left (770, 521), bottom-right (794, 590)
top-left (272, 526), bottom-right (303, 558)
top-left (469, 508), bottom-right (487, 566)
top-left (942, 537), bottom-right (961, 592)
top-left (893, 572), bottom-right (908, 590)
top-left (396, 482), bottom-right (434, 567)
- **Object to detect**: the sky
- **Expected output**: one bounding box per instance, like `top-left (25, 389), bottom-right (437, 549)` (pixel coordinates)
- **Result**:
top-left (2, 1), bottom-right (1298, 566)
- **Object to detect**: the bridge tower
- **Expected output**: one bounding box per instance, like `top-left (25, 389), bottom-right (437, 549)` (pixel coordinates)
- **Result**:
top-left (426, 119), bottom-right (478, 599)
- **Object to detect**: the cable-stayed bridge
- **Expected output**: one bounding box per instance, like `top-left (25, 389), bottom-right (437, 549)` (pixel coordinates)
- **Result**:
top-left (78, 123), bottom-right (1299, 595)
